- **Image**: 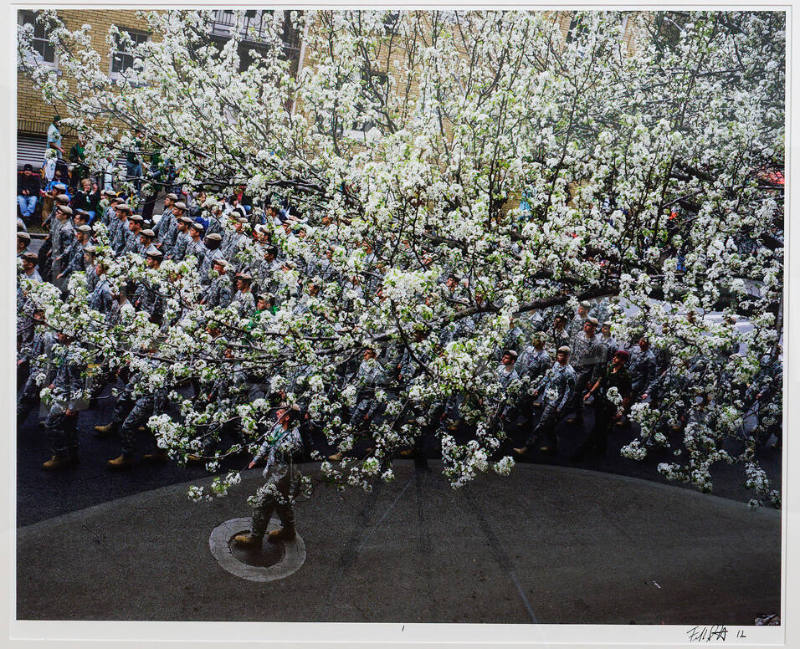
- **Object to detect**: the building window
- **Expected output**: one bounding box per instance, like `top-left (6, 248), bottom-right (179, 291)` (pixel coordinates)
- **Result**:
top-left (18, 10), bottom-right (56, 68)
top-left (110, 28), bottom-right (148, 78)
top-left (343, 69), bottom-right (388, 140)
top-left (383, 11), bottom-right (400, 36)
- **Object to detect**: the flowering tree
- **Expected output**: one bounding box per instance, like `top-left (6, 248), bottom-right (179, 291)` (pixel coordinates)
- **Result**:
top-left (18, 10), bottom-right (784, 503)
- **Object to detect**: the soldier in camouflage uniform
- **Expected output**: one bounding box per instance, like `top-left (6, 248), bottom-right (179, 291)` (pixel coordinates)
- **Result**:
top-left (198, 233), bottom-right (224, 284)
top-left (50, 204), bottom-right (75, 287)
top-left (124, 214), bottom-right (145, 255)
top-left (168, 216), bottom-right (192, 261)
top-left (185, 221), bottom-right (207, 267)
top-left (568, 300), bottom-right (592, 340)
top-left (57, 224), bottom-right (92, 281)
top-left (133, 246), bottom-right (164, 322)
top-left (629, 336), bottom-right (657, 402)
top-left (88, 261), bottom-right (114, 316)
top-left (107, 351), bottom-right (168, 469)
top-left (42, 332), bottom-right (87, 470)
top-left (514, 345), bottom-right (576, 456)
top-left (230, 273), bottom-right (256, 318)
top-left (152, 192), bottom-right (178, 249)
top-left (567, 317), bottom-right (605, 424)
top-left (201, 258), bottom-right (234, 309)
top-left (234, 407), bottom-right (304, 547)
top-left (17, 309), bottom-right (55, 428)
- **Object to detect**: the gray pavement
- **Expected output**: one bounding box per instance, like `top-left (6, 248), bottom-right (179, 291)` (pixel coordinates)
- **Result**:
top-left (16, 461), bottom-right (780, 624)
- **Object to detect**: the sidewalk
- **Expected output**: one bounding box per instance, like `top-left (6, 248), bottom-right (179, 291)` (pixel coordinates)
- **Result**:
top-left (16, 461), bottom-right (780, 624)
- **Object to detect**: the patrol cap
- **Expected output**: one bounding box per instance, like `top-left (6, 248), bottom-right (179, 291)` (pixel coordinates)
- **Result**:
top-left (77, 224), bottom-right (92, 233)
top-left (503, 349), bottom-right (518, 360)
top-left (173, 201), bottom-right (187, 211)
top-left (22, 251), bottom-right (38, 263)
top-left (116, 203), bottom-right (132, 213)
top-left (212, 258), bottom-right (229, 268)
top-left (585, 317), bottom-right (599, 327)
top-left (206, 232), bottom-right (222, 242)
top-left (602, 321), bottom-right (612, 328)
top-left (74, 208), bottom-right (89, 217)
top-left (189, 221), bottom-right (205, 232)
top-left (579, 300), bottom-right (592, 310)
top-left (178, 215), bottom-right (193, 225)
top-left (54, 182), bottom-right (67, 191)
top-left (56, 205), bottom-right (73, 216)
top-left (532, 331), bottom-right (545, 343)
top-left (17, 231), bottom-right (31, 241)
top-left (129, 214), bottom-right (144, 224)
top-left (166, 193), bottom-right (179, 201)
top-left (236, 272), bottom-right (252, 281)
top-left (557, 345), bottom-right (571, 354)
top-left (140, 228), bottom-right (155, 238)
top-left (145, 245), bottom-right (163, 258)
top-left (237, 216), bottom-right (249, 224)
top-left (55, 194), bottom-right (70, 204)
top-left (84, 244), bottom-right (97, 254)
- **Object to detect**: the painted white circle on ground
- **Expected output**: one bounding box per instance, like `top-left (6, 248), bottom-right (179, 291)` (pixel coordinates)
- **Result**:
top-left (209, 517), bottom-right (306, 582)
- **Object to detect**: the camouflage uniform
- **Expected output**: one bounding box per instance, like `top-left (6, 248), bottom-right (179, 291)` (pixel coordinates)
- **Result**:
top-left (203, 273), bottom-right (234, 309)
top-left (525, 361), bottom-right (577, 450)
top-left (248, 421), bottom-right (303, 539)
top-left (17, 330), bottom-right (57, 426)
top-left (44, 341), bottom-right (86, 460)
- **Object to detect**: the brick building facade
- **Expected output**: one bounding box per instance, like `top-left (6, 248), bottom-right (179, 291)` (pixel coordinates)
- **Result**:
top-left (17, 10), bottom-right (638, 169)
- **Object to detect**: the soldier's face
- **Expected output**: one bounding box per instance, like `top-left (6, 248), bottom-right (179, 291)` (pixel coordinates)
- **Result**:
top-left (638, 338), bottom-right (648, 350)
top-left (501, 353), bottom-right (514, 366)
top-left (601, 325), bottom-right (611, 336)
top-left (363, 350), bottom-right (375, 361)
top-left (583, 323), bottom-right (596, 336)
top-left (557, 351), bottom-right (569, 364)
top-left (22, 260), bottom-right (34, 273)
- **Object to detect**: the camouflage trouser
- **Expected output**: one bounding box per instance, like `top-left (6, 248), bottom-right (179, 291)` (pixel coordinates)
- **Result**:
top-left (45, 407), bottom-right (79, 457)
top-left (109, 389), bottom-right (136, 429)
top-left (569, 367), bottom-right (594, 420)
top-left (17, 374), bottom-right (40, 426)
top-left (250, 470), bottom-right (300, 538)
top-left (119, 395), bottom-right (154, 456)
top-left (525, 401), bottom-right (562, 448)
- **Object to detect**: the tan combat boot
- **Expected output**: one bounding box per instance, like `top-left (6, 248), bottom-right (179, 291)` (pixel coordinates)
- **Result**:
top-left (93, 423), bottom-right (115, 438)
top-left (107, 454), bottom-right (135, 469)
top-left (143, 449), bottom-right (168, 463)
top-left (268, 526), bottom-right (296, 543)
top-left (42, 455), bottom-right (71, 471)
top-left (233, 533), bottom-right (263, 547)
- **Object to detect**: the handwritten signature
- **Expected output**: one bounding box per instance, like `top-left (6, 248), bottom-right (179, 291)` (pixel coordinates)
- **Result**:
top-left (686, 625), bottom-right (729, 642)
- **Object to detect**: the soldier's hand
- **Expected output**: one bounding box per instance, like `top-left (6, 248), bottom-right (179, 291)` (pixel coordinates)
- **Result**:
top-left (65, 408), bottom-right (74, 416)
top-left (247, 460), bottom-right (256, 469)
top-left (583, 392), bottom-right (591, 401)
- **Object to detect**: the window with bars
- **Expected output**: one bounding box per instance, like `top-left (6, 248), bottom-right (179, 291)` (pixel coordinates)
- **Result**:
top-left (18, 10), bottom-right (56, 66)
top-left (111, 28), bottom-right (148, 76)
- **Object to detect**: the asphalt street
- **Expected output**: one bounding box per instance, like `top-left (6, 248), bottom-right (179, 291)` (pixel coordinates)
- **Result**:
top-left (16, 461), bottom-right (781, 624)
